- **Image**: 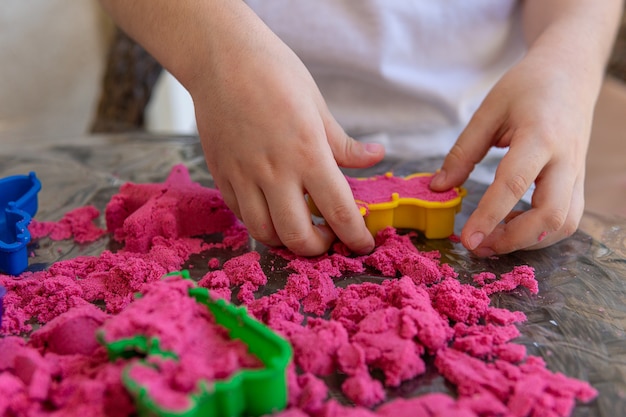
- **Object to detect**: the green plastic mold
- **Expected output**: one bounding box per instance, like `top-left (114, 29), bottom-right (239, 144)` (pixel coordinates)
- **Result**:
top-left (99, 270), bottom-right (293, 417)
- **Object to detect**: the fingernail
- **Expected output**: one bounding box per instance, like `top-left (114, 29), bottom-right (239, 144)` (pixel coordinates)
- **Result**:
top-left (364, 143), bottom-right (384, 154)
top-left (468, 232), bottom-right (484, 250)
top-left (431, 169), bottom-right (446, 188)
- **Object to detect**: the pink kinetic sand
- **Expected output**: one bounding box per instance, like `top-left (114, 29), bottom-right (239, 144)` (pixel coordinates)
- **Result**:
top-left (105, 164), bottom-right (247, 253)
top-left (99, 277), bottom-right (261, 411)
top-left (0, 164), bottom-right (598, 417)
top-left (346, 173), bottom-right (459, 204)
top-left (29, 205), bottom-right (106, 244)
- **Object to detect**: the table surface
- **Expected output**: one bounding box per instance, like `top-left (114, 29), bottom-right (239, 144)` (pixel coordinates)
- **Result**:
top-left (1, 133), bottom-right (625, 417)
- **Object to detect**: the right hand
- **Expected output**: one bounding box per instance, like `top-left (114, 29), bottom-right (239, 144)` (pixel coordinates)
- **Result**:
top-left (189, 3), bottom-right (385, 256)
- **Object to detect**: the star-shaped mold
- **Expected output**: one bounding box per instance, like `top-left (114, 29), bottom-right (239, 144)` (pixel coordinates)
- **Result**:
top-left (105, 164), bottom-right (241, 253)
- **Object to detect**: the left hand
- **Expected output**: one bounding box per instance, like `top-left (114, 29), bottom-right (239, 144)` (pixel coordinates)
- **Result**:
top-left (430, 49), bottom-right (595, 257)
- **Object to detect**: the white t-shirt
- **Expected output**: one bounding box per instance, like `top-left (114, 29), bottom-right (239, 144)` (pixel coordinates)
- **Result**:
top-left (244, 0), bottom-right (525, 159)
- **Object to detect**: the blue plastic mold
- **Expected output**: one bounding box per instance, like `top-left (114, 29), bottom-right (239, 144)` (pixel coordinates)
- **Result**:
top-left (0, 285), bottom-right (6, 328)
top-left (0, 172), bottom-right (41, 275)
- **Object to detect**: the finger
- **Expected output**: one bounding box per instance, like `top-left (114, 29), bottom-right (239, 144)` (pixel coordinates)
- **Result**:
top-left (503, 210), bottom-right (524, 224)
top-left (461, 139), bottom-right (549, 252)
top-left (304, 164), bottom-right (375, 255)
top-left (470, 161), bottom-right (580, 256)
top-left (324, 114), bottom-right (385, 169)
top-left (430, 104), bottom-right (504, 191)
top-left (523, 171), bottom-right (584, 251)
top-left (234, 184), bottom-right (282, 248)
top-left (264, 182), bottom-right (337, 256)
top-left (214, 179), bottom-right (242, 221)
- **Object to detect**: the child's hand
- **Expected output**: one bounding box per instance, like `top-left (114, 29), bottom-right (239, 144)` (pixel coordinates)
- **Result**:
top-left (431, 50), bottom-right (595, 256)
top-left (190, 12), bottom-right (384, 256)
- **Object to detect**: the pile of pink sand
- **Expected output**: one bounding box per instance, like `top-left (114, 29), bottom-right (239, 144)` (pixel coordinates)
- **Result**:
top-left (0, 164), bottom-right (597, 417)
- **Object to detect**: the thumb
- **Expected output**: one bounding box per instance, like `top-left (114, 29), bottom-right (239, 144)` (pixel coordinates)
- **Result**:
top-left (431, 105), bottom-right (502, 191)
top-left (325, 117), bottom-right (385, 168)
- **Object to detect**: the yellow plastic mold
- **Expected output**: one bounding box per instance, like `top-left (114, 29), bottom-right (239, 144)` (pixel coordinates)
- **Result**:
top-left (309, 172), bottom-right (466, 239)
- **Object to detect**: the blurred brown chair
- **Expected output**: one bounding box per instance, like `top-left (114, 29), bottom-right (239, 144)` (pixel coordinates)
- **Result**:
top-left (90, 28), bottom-right (162, 133)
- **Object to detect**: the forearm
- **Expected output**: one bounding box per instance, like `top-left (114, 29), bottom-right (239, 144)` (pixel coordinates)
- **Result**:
top-left (97, 0), bottom-right (267, 93)
top-left (522, 0), bottom-right (623, 96)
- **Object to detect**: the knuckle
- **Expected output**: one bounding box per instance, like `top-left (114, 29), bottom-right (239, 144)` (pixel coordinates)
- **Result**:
top-left (448, 143), bottom-right (467, 161)
top-left (542, 208), bottom-right (568, 232)
top-left (447, 143), bottom-right (475, 167)
top-left (339, 134), bottom-right (355, 160)
top-left (282, 230), bottom-right (316, 255)
top-left (326, 202), bottom-right (358, 226)
top-left (504, 174), bottom-right (530, 200)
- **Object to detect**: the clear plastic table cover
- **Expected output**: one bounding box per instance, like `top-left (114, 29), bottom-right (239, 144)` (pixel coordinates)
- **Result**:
top-left (1, 133), bottom-right (625, 417)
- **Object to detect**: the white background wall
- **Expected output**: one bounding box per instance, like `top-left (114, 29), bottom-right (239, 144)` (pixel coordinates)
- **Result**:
top-left (145, 71), bottom-right (197, 135)
top-left (0, 1), bottom-right (195, 143)
top-left (0, 1), bottom-right (113, 142)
